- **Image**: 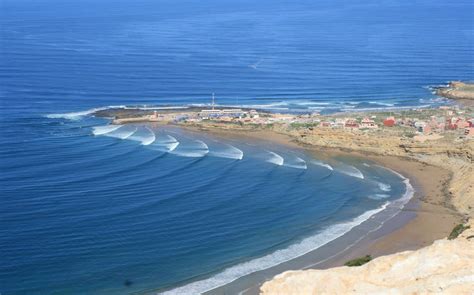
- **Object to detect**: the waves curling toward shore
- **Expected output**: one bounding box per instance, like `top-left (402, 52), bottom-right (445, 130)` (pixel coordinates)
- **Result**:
top-left (92, 125), bottom-right (122, 136)
top-left (209, 143), bottom-right (244, 160)
top-left (161, 203), bottom-right (389, 295)
top-left (171, 139), bottom-right (209, 158)
top-left (103, 126), bottom-right (137, 140)
top-left (284, 156), bottom-right (307, 170)
top-left (266, 151), bottom-right (284, 166)
top-left (149, 135), bottom-right (180, 152)
top-left (337, 165), bottom-right (364, 179)
top-left (311, 160), bottom-right (334, 171)
top-left (128, 127), bottom-right (156, 145)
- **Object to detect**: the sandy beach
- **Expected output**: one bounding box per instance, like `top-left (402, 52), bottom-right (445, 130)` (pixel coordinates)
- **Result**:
top-left (93, 105), bottom-right (472, 294)
top-left (172, 126), bottom-right (464, 294)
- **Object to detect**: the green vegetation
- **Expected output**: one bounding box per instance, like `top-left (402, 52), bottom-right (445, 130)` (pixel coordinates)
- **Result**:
top-left (403, 131), bottom-right (416, 138)
top-left (289, 122), bottom-right (318, 129)
top-left (448, 224), bottom-right (470, 240)
top-left (344, 255), bottom-right (372, 267)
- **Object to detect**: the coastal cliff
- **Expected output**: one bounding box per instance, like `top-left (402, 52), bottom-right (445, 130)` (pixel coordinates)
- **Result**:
top-left (260, 221), bottom-right (474, 294)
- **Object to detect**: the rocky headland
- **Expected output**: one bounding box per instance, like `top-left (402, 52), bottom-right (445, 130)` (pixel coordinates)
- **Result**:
top-left (436, 81), bottom-right (474, 107)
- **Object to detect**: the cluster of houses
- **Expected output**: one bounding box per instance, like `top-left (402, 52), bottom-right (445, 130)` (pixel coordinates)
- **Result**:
top-left (319, 117), bottom-right (379, 130)
top-left (197, 109), bottom-right (259, 120)
top-left (148, 103), bottom-right (473, 139)
top-left (316, 108), bottom-right (473, 138)
top-left (381, 114), bottom-right (473, 137)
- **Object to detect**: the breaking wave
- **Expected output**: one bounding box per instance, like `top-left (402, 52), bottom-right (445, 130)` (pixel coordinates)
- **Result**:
top-left (103, 126), bottom-right (137, 139)
top-left (171, 139), bottom-right (209, 158)
top-left (374, 165), bottom-right (415, 209)
top-left (209, 144), bottom-right (244, 160)
top-left (92, 125), bottom-right (122, 136)
top-left (311, 160), bottom-right (333, 171)
top-left (337, 165), bottom-right (364, 179)
top-left (265, 151), bottom-right (284, 166)
top-left (128, 127), bottom-right (156, 145)
top-left (284, 156), bottom-right (307, 170)
top-left (149, 135), bottom-right (180, 152)
top-left (45, 105), bottom-right (125, 120)
top-left (161, 203), bottom-right (389, 295)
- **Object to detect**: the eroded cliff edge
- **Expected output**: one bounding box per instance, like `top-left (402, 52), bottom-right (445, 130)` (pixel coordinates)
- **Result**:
top-left (261, 221), bottom-right (474, 294)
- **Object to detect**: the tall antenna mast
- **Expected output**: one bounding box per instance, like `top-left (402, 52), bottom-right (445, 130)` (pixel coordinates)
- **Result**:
top-left (212, 93), bottom-right (215, 110)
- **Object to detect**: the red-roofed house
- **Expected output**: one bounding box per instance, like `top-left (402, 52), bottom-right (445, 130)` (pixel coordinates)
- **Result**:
top-left (383, 116), bottom-right (396, 127)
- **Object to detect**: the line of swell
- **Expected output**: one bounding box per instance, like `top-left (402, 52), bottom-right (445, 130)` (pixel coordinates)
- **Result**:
top-left (160, 203), bottom-right (389, 295)
top-left (12, 146), bottom-right (163, 192)
top-left (99, 161), bottom-right (241, 220)
top-left (55, 156), bottom-right (209, 200)
top-left (1, 137), bottom-right (122, 171)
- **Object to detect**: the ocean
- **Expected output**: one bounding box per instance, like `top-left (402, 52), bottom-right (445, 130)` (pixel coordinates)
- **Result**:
top-left (0, 0), bottom-right (473, 294)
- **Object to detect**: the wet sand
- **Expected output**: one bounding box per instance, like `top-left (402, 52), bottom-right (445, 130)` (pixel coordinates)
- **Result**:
top-left (181, 126), bottom-right (463, 295)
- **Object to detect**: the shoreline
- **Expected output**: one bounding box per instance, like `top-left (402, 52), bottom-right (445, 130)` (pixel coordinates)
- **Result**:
top-left (159, 125), bottom-right (463, 294)
top-left (89, 102), bottom-right (472, 293)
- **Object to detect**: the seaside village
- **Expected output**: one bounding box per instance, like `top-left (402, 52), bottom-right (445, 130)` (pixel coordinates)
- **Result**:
top-left (144, 102), bottom-right (474, 140)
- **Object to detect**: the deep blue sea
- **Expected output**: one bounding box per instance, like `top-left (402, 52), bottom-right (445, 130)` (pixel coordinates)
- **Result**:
top-left (1, 0), bottom-right (473, 294)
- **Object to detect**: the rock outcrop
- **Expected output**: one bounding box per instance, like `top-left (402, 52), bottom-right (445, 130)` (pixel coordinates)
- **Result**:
top-left (260, 221), bottom-right (474, 294)
top-left (436, 81), bottom-right (474, 107)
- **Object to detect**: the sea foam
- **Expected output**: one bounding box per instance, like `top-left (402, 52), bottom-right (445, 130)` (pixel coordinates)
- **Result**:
top-left (311, 160), bottom-right (334, 171)
top-left (209, 143), bottom-right (244, 160)
top-left (92, 125), bottom-right (122, 136)
top-left (160, 203), bottom-right (389, 295)
top-left (128, 127), bottom-right (156, 145)
top-left (171, 139), bottom-right (209, 158)
top-left (149, 135), bottom-right (180, 152)
top-left (284, 156), bottom-right (307, 170)
top-left (377, 182), bottom-right (392, 192)
top-left (45, 105), bottom-right (126, 121)
top-left (266, 151), bottom-right (284, 166)
top-left (336, 165), bottom-right (364, 179)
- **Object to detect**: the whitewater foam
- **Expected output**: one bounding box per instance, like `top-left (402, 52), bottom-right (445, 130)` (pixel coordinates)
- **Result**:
top-left (377, 182), bottom-right (392, 192)
top-left (209, 143), bottom-right (244, 160)
top-left (311, 160), bottom-right (333, 171)
top-left (45, 105), bottom-right (126, 120)
top-left (368, 194), bottom-right (391, 200)
top-left (149, 135), bottom-right (180, 152)
top-left (160, 203), bottom-right (389, 295)
top-left (101, 126), bottom-right (137, 140)
top-left (336, 165), bottom-right (364, 179)
top-left (128, 127), bottom-right (156, 145)
top-left (171, 139), bottom-right (209, 158)
top-left (284, 156), bottom-right (307, 170)
top-left (374, 165), bottom-right (415, 209)
top-left (92, 125), bottom-right (122, 136)
top-left (266, 151), bottom-right (284, 166)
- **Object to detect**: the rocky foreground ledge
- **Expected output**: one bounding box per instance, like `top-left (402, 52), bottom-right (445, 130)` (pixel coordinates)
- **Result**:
top-left (260, 221), bottom-right (474, 294)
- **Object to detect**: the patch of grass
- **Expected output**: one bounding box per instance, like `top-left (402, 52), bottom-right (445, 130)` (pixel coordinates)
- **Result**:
top-left (344, 255), bottom-right (372, 267)
top-left (448, 224), bottom-right (470, 240)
